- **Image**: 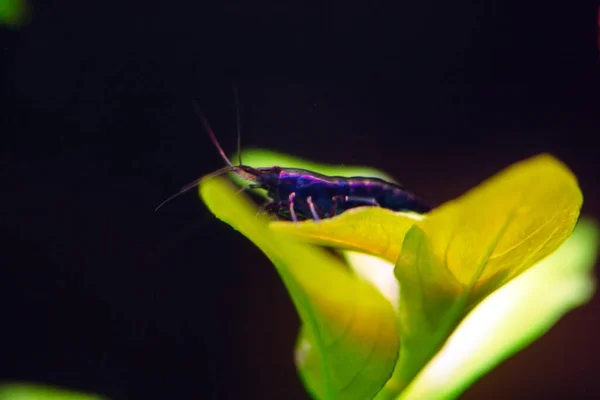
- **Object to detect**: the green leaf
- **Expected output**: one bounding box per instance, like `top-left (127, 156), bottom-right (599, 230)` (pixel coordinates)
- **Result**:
top-left (0, 383), bottom-right (105, 400)
top-left (397, 218), bottom-right (598, 400)
top-left (200, 177), bottom-right (400, 400)
top-left (378, 153), bottom-right (583, 396)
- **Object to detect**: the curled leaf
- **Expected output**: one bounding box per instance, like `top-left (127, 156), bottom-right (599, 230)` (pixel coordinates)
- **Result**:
top-left (200, 178), bottom-right (400, 400)
top-left (271, 207), bottom-right (422, 263)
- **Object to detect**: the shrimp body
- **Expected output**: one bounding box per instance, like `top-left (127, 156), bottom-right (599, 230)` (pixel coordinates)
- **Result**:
top-left (253, 167), bottom-right (432, 222)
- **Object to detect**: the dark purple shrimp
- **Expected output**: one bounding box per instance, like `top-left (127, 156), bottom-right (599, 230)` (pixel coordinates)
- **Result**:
top-left (155, 105), bottom-right (433, 222)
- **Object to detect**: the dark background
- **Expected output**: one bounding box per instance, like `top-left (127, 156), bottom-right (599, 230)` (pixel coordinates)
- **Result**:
top-left (1, 1), bottom-right (599, 399)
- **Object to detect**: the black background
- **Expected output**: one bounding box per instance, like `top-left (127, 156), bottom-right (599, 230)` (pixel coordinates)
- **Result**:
top-left (1, 1), bottom-right (599, 399)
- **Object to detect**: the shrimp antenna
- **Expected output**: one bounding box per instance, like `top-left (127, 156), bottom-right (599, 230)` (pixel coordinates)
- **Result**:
top-left (155, 100), bottom-right (250, 212)
top-left (155, 102), bottom-right (238, 212)
top-left (232, 82), bottom-right (243, 166)
top-left (192, 101), bottom-right (235, 167)
top-left (154, 166), bottom-right (235, 211)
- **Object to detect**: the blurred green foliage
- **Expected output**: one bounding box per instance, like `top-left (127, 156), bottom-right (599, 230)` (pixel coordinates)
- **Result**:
top-left (0, 383), bottom-right (105, 400)
top-left (0, 0), bottom-right (29, 28)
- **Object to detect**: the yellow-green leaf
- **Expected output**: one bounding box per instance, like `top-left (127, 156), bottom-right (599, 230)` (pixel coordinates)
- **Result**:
top-left (200, 177), bottom-right (400, 400)
top-left (379, 153), bottom-right (583, 397)
top-left (398, 218), bottom-right (598, 400)
top-left (409, 153), bottom-right (582, 308)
